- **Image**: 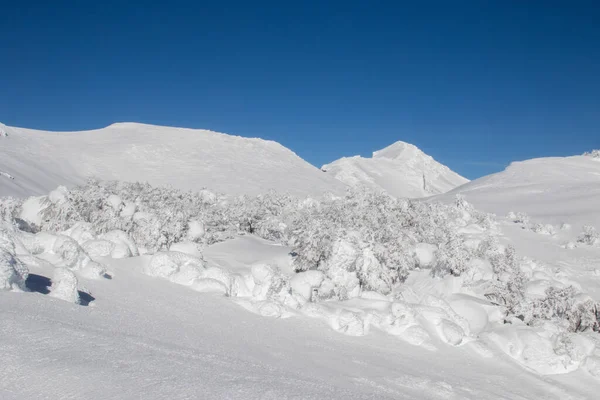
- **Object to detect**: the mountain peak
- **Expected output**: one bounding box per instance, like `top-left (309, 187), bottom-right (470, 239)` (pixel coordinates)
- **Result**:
top-left (372, 141), bottom-right (423, 160)
top-left (322, 139), bottom-right (468, 198)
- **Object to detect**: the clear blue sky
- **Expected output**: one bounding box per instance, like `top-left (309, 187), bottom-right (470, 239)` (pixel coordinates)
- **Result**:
top-left (1, 1), bottom-right (599, 179)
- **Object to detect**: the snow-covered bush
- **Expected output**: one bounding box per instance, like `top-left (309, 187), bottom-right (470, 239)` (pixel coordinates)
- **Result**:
top-left (583, 149), bottom-right (600, 158)
top-left (251, 264), bottom-right (291, 302)
top-left (578, 226), bottom-right (600, 246)
top-left (290, 190), bottom-right (492, 295)
top-left (527, 287), bottom-right (600, 333)
top-left (144, 251), bottom-right (206, 285)
top-left (0, 246), bottom-right (28, 291)
top-left (18, 181), bottom-right (498, 298)
top-left (0, 226), bottom-right (29, 291)
top-left (49, 268), bottom-right (80, 304)
top-left (508, 211), bottom-right (530, 225)
top-left (3, 178), bottom-right (598, 343)
top-left (479, 238), bottom-right (526, 314)
top-left (531, 223), bottom-right (556, 236)
top-left (0, 197), bottom-right (23, 224)
top-left (431, 237), bottom-right (472, 277)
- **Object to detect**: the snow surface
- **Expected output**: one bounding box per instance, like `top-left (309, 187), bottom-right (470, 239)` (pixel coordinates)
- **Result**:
top-left (2, 232), bottom-right (599, 399)
top-left (2, 122), bottom-right (600, 398)
top-left (322, 141), bottom-right (469, 198)
top-left (0, 122), bottom-right (347, 198)
top-left (436, 155), bottom-right (600, 230)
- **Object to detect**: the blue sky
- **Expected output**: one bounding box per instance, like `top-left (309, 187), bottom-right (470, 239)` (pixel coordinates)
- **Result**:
top-left (1, 1), bottom-right (599, 179)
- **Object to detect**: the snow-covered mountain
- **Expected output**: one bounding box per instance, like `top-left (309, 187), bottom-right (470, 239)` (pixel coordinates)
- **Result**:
top-left (0, 122), bottom-right (347, 198)
top-left (321, 141), bottom-right (469, 198)
top-left (436, 153), bottom-right (600, 229)
top-left (3, 121), bottom-right (600, 399)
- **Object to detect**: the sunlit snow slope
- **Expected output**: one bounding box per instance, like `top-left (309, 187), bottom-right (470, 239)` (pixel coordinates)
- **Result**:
top-left (0, 122), bottom-right (346, 198)
top-left (437, 155), bottom-right (600, 229)
top-left (322, 141), bottom-right (468, 198)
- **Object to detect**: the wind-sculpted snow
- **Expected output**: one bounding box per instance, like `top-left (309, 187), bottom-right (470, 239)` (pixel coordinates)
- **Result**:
top-left (322, 141), bottom-right (469, 198)
top-left (0, 122), bottom-right (347, 198)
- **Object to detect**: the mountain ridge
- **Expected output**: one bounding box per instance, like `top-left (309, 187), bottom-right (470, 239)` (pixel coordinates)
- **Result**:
top-left (0, 122), bottom-right (347, 198)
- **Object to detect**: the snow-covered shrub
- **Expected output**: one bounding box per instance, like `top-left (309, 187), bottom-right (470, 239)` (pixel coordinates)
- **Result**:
top-left (0, 197), bottom-right (23, 224)
top-left (431, 237), bottom-right (472, 277)
top-left (290, 189), bottom-right (485, 295)
top-left (479, 238), bottom-right (526, 314)
top-left (527, 287), bottom-right (600, 332)
top-left (583, 149), bottom-right (600, 158)
top-left (578, 226), bottom-right (600, 246)
top-left (82, 239), bottom-right (116, 258)
top-left (251, 264), bottom-right (292, 302)
top-left (455, 195), bottom-right (474, 212)
top-left (514, 212), bottom-right (530, 225)
top-left (290, 270), bottom-right (325, 302)
top-left (0, 246), bottom-right (28, 291)
top-left (49, 268), bottom-right (80, 304)
top-left (0, 225), bottom-right (29, 291)
top-left (531, 223), bottom-right (556, 236)
top-left (144, 251), bottom-right (206, 285)
top-left (99, 230), bottom-right (139, 257)
top-left (53, 235), bottom-right (93, 270)
top-left (186, 220), bottom-right (205, 242)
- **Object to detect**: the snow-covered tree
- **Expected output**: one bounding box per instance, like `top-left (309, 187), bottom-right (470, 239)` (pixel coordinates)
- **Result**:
top-left (583, 149), bottom-right (600, 158)
top-left (578, 226), bottom-right (600, 246)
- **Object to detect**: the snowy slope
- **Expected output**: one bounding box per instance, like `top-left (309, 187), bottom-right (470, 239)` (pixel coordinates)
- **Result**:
top-left (321, 141), bottom-right (469, 198)
top-left (0, 122), bottom-right (346, 198)
top-left (2, 234), bottom-right (599, 400)
top-left (3, 125), bottom-right (600, 399)
top-left (436, 154), bottom-right (600, 229)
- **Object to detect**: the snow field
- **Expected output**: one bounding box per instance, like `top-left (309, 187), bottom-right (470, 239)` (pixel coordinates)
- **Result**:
top-left (2, 180), bottom-right (600, 380)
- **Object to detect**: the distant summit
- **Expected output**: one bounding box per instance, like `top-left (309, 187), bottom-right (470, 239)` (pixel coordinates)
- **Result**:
top-left (322, 141), bottom-right (468, 198)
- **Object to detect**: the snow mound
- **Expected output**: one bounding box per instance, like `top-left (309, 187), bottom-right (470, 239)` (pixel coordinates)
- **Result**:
top-left (169, 241), bottom-right (203, 258)
top-left (144, 251), bottom-right (206, 285)
top-left (49, 268), bottom-right (80, 304)
top-left (322, 141), bottom-right (468, 198)
top-left (0, 122), bottom-right (347, 198)
top-left (62, 222), bottom-right (96, 245)
top-left (99, 230), bottom-right (139, 258)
